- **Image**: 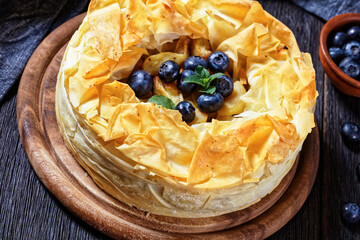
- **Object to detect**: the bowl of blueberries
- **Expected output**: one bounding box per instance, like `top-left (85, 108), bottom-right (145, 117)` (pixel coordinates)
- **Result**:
top-left (319, 13), bottom-right (360, 97)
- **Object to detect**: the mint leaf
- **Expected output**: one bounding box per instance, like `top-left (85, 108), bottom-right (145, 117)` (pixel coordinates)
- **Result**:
top-left (148, 95), bottom-right (175, 110)
top-left (202, 77), bottom-right (211, 89)
top-left (194, 65), bottom-right (210, 78)
top-left (204, 73), bottom-right (225, 89)
top-left (194, 65), bottom-right (203, 76)
top-left (209, 73), bottom-right (225, 81)
top-left (183, 75), bottom-right (206, 87)
top-left (185, 66), bottom-right (227, 95)
top-left (199, 86), bottom-right (216, 94)
top-left (201, 68), bottom-right (210, 78)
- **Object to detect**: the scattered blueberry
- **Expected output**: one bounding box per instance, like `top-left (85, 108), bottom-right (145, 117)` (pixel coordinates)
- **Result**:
top-left (341, 122), bottom-right (360, 143)
top-left (127, 70), bottom-right (153, 98)
top-left (207, 51), bottom-right (230, 73)
top-left (329, 47), bottom-right (345, 63)
top-left (347, 26), bottom-right (360, 40)
top-left (340, 203), bottom-right (360, 224)
top-left (175, 101), bottom-right (196, 123)
top-left (184, 56), bottom-right (207, 71)
top-left (339, 57), bottom-right (360, 80)
top-left (331, 31), bottom-right (349, 47)
top-left (343, 41), bottom-right (360, 60)
top-left (158, 60), bottom-right (180, 83)
top-left (197, 92), bottom-right (224, 113)
top-left (177, 70), bottom-right (197, 95)
top-left (215, 75), bottom-right (234, 97)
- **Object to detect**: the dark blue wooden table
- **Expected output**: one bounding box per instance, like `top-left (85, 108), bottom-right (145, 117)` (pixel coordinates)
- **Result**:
top-left (1, 1), bottom-right (359, 239)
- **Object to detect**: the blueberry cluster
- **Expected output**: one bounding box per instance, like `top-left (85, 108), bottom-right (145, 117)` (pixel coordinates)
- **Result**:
top-left (328, 26), bottom-right (360, 80)
top-left (183, 52), bottom-right (232, 113)
top-left (127, 51), bottom-right (234, 123)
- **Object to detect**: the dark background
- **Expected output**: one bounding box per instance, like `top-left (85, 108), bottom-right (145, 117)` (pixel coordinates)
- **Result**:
top-left (1, 0), bottom-right (360, 239)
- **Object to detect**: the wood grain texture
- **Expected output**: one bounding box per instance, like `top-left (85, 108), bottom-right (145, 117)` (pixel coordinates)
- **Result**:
top-left (321, 74), bottom-right (360, 239)
top-left (1, 1), bottom-right (359, 239)
top-left (15, 9), bottom-right (319, 239)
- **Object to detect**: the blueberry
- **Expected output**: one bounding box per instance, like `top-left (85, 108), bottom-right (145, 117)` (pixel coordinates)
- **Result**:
top-left (177, 70), bottom-right (197, 95)
top-left (215, 75), bottom-right (234, 97)
top-left (339, 57), bottom-right (354, 69)
top-left (176, 70), bottom-right (196, 95)
top-left (158, 60), bottom-right (180, 83)
top-left (175, 101), bottom-right (196, 123)
top-left (127, 70), bottom-right (153, 98)
top-left (328, 47), bottom-right (345, 63)
top-left (343, 41), bottom-right (360, 60)
top-left (331, 31), bottom-right (349, 47)
top-left (340, 203), bottom-right (360, 224)
top-left (207, 51), bottom-right (230, 73)
top-left (338, 57), bottom-right (360, 80)
top-left (347, 26), bottom-right (360, 40)
top-left (197, 92), bottom-right (224, 113)
top-left (184, 56), bottom-right (207, 71)
top-left (341, 122), bottom-right (360, 143)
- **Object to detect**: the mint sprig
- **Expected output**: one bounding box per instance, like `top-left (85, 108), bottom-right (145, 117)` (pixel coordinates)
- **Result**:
top-left (147, 95), bottom-right (175, 110)
top-left (183, 66), bottom-right (224, 94)
top-left (200, 86), bottom-right (216, 94)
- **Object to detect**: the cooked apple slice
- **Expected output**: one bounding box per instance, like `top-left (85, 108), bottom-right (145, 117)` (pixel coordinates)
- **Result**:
top-left (143, 52), bottom-right (187, 76)
top-left (217, 81), bottom-right (246, 117)
top-left (153, 76), bottom-right (184, 105)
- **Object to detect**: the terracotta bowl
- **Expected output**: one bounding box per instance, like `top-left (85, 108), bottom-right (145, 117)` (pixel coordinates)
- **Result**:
top-left (319, 13), bottom-right (360, 97)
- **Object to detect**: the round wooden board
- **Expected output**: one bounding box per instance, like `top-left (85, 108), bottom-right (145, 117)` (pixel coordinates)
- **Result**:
top-left (17, 13), bottom-right (320, 239)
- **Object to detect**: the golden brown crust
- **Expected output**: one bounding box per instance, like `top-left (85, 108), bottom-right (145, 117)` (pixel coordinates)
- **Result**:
top-left (56, 0), bottom-right (317, 217)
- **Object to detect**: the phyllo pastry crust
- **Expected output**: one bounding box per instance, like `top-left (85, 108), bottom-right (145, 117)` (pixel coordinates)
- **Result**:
top-left (56, 0), bottom-right (317, 217)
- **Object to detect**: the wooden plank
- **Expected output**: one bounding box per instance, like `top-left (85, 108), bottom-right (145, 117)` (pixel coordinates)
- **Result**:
top-left (0, 89), bottom-right (105, 239)
top-left (321, 74), bottom-right (360, 239)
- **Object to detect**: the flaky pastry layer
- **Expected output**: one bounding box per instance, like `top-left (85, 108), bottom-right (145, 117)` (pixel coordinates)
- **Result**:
top-left (56, 0), bottom-right (317, 217)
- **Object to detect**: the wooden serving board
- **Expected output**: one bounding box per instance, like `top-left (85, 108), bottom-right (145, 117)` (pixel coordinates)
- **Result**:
top-left (17, 13), bottom-right (320, 239)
